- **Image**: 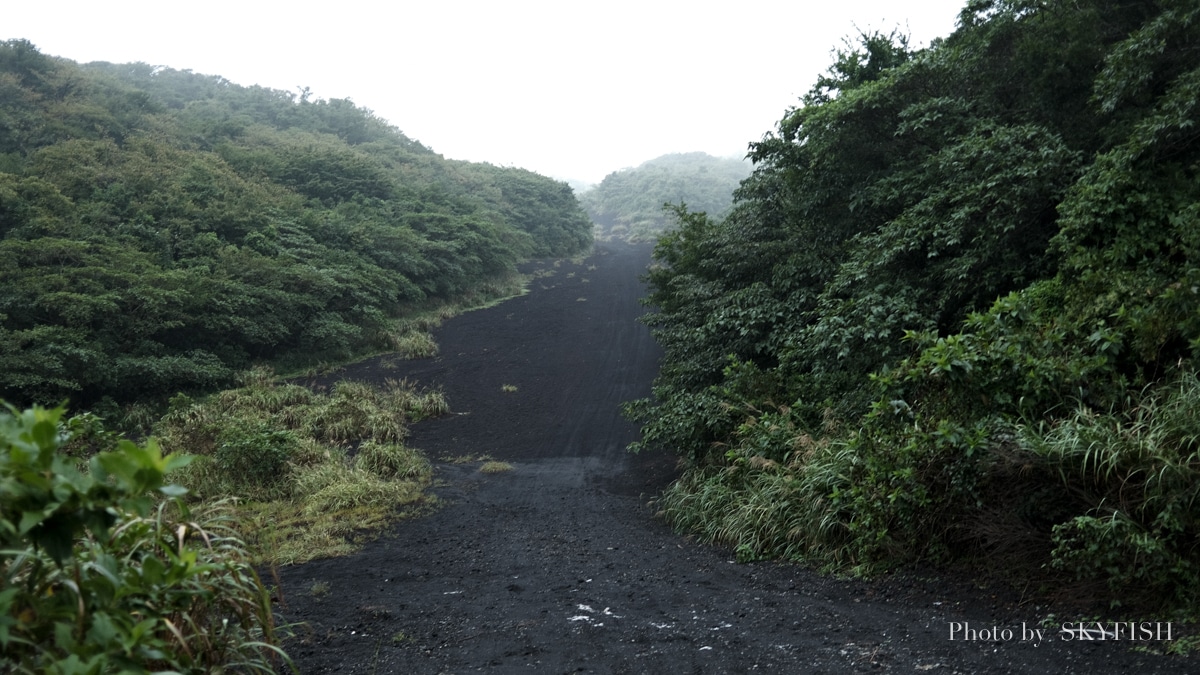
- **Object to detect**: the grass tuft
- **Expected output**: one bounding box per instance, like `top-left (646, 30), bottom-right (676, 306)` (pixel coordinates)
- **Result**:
top-left (356, 441), bottom-right (432, 481)
top-left (479, 461), bottom-right (514, 474)
top-left (388, 329), bottom-right (439, 359)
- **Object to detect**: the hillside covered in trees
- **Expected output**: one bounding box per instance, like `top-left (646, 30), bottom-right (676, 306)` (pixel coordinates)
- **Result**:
top-left (0, 40), bottom-right (592, 411)
top-left (630, 0), bottom-right (1200, 614)
top-left (580, 152), bottom-right (750, 241)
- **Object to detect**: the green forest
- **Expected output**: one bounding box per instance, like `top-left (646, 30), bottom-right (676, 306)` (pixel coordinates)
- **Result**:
top-left (0, 39), bottom-right (595, 671)
top-left (0, 39), bottom-right (592, 414)
top-left (579, 152), bottom-right (750, 241)
top-left (629, 0), bottom-right (1200, 616)
top-left (6, 0), bottom-right (1200, 668)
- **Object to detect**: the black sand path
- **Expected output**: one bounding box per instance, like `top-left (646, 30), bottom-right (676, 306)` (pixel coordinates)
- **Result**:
top-left (276, 242), bottom-right (1195, 674)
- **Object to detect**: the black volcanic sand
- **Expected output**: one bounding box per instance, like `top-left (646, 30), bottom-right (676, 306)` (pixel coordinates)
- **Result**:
top-left (275, 242), bottom-right (1195, 674)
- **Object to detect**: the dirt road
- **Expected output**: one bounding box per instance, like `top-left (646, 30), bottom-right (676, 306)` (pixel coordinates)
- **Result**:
top-left (276, 242), bottom-right (1195, 673)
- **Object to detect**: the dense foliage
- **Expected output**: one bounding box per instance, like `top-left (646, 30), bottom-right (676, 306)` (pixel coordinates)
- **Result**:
top-left (580, 152), bottom-right (750, 241)
top-left (1, 403), bottom-right (285, 673)
top-left (0, 40), bottom-right (592, 410)
top-left (631, 0), bottom-right (1200, 613)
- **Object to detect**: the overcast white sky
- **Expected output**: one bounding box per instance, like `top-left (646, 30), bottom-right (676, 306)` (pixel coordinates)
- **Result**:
top-left (6, 1), bottom-right (965, 184)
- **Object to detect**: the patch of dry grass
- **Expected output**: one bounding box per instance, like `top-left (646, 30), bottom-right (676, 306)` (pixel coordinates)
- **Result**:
top-left (156, 371), bottom-right (444, 565)
top-left (479, 461), bottom-right (514, 474)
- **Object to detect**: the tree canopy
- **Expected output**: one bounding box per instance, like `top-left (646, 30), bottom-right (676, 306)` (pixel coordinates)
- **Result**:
top-left (0, 40), bottom-right (592, 409)
top-left (631, 0), bottom-right (1200, 611)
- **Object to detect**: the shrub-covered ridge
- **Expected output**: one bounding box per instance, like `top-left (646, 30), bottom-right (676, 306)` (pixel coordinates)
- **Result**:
top-left (631, 0), bottom-right (1200, 616)
top-left (0, 39), bottom-right (592, 409)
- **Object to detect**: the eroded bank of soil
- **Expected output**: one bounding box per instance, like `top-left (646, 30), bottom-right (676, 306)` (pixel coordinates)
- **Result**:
top-left (276, 243), bottom-right (1196, 674)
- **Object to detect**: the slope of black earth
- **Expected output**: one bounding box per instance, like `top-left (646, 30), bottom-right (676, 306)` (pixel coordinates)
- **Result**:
top-left (275, 242), bottom-right (1196, 674)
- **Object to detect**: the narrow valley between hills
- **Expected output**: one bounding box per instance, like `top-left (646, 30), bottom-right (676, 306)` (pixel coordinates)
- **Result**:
top-left (275, 242), bottom-right (1196, 674)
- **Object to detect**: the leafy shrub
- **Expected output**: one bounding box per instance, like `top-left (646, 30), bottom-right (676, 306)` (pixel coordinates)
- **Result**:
top-left (0, 403), bottom-right (288, 673)
top-left (1050, 513), bottom-right (1195, 608)
top-left (213, 420), bottom-right (297, 498)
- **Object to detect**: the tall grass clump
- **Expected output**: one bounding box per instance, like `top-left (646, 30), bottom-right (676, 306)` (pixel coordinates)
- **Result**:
top-left (388, 329), bottom-right (439, 359)
top-left (304, 380), bottom-right (408, 445)
top-left (661, 374), bottom-right (1200, 613)
top-left (301, 378), bottom-right (448, 444)
top-left (355, 440), bottom-right (432, 481)
top-left (1015, 372), bottom-right (1200, 608)
top-left (658, 406), bottom-right (858, 567)
top-left (155, 370), bottom-right (442, 563)
top-left (299, 464), bottom-right (424, 515)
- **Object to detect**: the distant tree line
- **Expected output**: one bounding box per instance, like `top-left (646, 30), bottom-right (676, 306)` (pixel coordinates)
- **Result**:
top-left (0, 40), bottom-right (592, 410)
top-left (579, 152), bottom-right (750, 241)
